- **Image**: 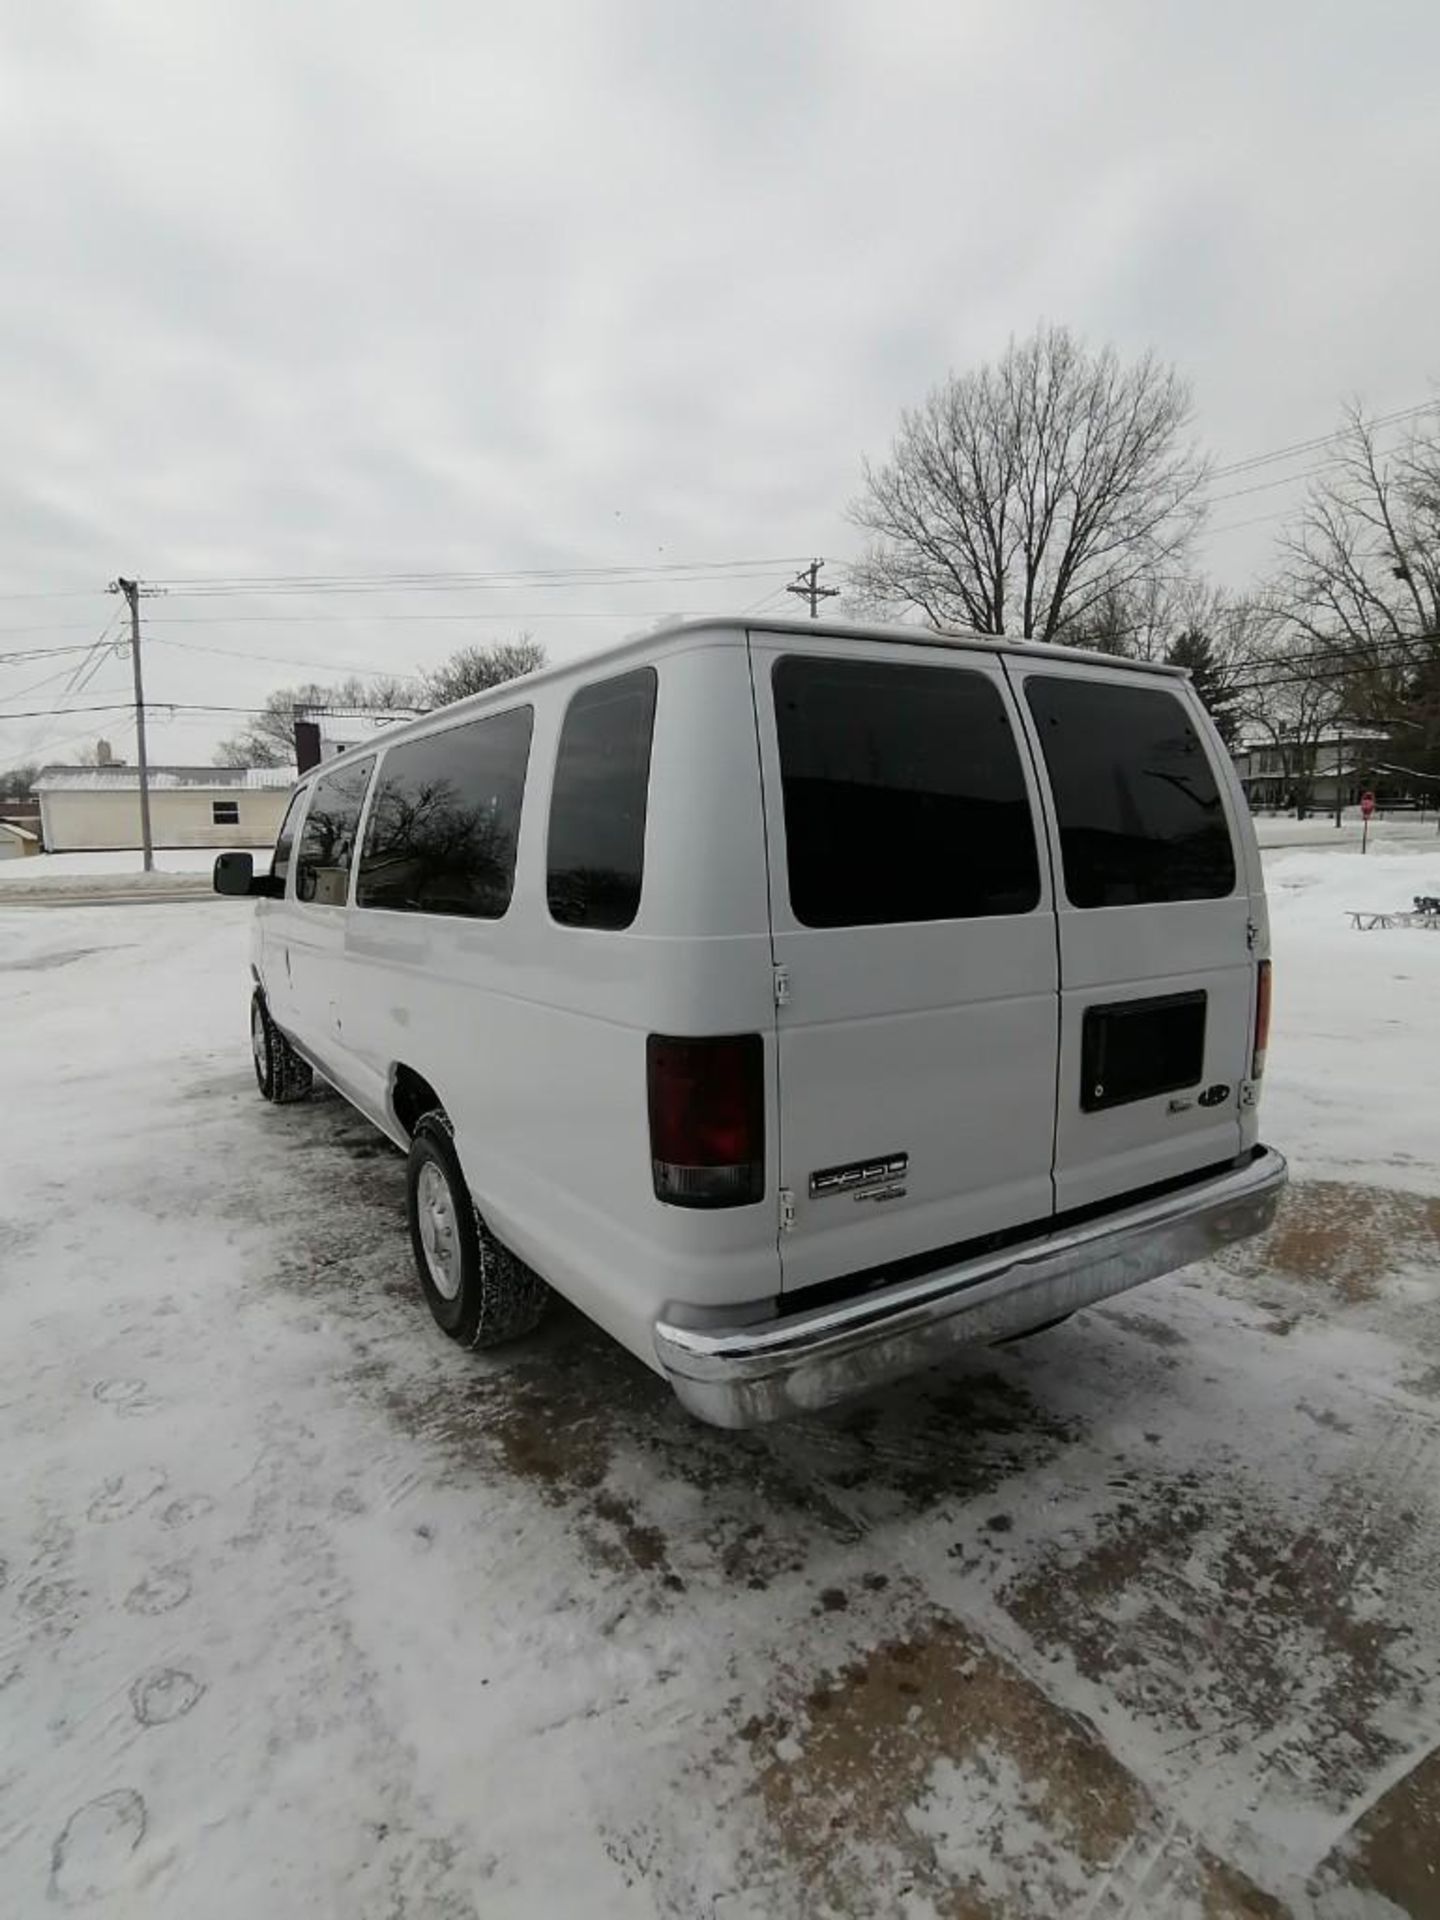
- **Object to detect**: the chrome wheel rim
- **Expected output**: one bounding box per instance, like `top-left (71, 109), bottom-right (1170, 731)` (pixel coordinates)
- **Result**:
top-left (251, 1001), bottom-right (269, 1082)
top-left (416, 1159), bottom-right (462, 1301)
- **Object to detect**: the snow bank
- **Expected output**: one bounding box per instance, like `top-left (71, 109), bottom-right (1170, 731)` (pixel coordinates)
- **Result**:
top-left (0, 846), bottom-right (273, 883)
top-left (1262, 843), bottom-right (1440, 1193)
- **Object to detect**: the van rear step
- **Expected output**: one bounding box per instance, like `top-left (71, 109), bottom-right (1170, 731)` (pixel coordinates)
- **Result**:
top-left (653, 1147), bottom-right (1286, 1428)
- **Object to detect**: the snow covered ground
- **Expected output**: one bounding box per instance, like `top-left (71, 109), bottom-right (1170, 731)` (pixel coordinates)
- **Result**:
top-left (0, 848), bottom-right (272, 881)
top-left (2, 843), bottom-right (1438, 1918)
top-left (1254, 814), bottom-right (1439, 852)
top-left (0, 848), bottom-right (274, 902)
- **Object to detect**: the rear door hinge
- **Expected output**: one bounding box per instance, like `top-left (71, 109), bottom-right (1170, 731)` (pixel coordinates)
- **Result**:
top-left (779, 1187), bottom-right (796, 1233)
top-left (773, 964), bottom-right (791, 1007)
top-left (1246, 919), bottom-right (1259, 951)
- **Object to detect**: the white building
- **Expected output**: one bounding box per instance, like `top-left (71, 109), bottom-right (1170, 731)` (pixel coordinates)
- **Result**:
top-left (0, 820), bottom-right (39, 860)
top-left (1231, 726), bottom-right (1390, 812)
top-left (34, 765), bottom-right (296, 852)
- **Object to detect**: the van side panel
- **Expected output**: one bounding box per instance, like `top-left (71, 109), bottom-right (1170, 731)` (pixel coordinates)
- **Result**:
top-left (339, 635), bottom-right (780, 1368)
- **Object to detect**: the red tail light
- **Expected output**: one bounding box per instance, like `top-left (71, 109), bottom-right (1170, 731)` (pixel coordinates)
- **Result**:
top-left (647, 1034), bottom-right (765, 1208)
top-left (1252, 960), bottom-right (1272, 1079)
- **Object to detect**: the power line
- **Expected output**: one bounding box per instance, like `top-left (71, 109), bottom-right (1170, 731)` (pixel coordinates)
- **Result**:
top-left (145, 556), bottom-right (812, 596)
top-left (0, 658), bottom-right (105, 705)
top-left (1202, 414), bottom-right (1440, 510)
top-left (0, 590), bottom-right (109, 603)
top-left (140, 608), bottom-right (787, 626)
top-left (0, 624), bottom-right (126, 638)
top-left (0, 623), bottom-right (123, 702)
top-left (1213, 632), bottom-right (1439, 704)
top-left (1206, 400), bottom-right (1436, 482)
top-left (0, 700), bottom-right (399, 719)
top-left (147, 635), bottom-right (423, 679)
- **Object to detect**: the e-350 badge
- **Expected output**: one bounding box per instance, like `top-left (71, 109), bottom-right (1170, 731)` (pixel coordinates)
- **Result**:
top-left (810, 1152), bottom-right (909, 1204)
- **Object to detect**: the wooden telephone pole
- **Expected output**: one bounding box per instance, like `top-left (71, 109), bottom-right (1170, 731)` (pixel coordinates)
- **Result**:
top-left (110, 577), bottom-right (155, 872)
top-left (786, 558), bottom-right (840, 619)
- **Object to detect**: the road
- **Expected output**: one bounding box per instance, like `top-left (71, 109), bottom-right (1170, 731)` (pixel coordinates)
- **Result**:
top-left (1, 874), bottom-right (1437, 1918)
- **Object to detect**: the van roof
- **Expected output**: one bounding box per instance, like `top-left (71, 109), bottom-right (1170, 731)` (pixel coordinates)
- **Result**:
top-left (305, 614), bottom-right (1187, 782)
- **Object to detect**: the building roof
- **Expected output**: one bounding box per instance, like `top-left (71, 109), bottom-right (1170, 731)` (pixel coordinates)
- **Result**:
top-left (1234, 724), bottom-right (1391, 753)
top-left (34, 764), bottom-right (296, 794)
top-left (0, 819), bottom-right (37, 841)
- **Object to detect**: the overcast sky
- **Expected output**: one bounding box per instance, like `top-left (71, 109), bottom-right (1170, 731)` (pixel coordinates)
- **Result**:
top-left (2, 0), bottom-right (1438, 771)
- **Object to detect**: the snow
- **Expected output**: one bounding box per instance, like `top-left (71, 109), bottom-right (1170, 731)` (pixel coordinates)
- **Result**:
top-left (1262, 845), bottom-right (1440, 1194)
top-left (1, 843), bottom-right (1438, 1917)
top-left (0, 847), bottom-right (272, 882)
top-left (1254, 812), bottom-right (1439, 852)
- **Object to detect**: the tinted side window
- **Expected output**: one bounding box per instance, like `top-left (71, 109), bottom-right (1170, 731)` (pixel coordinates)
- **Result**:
top-left (547, 669), bottom-right (657, 930)
top-left (1024, 678), bottom-right (1236, 908)
top-left (270, 789), bottom-right (306, 889)
top-left (294, 758), bottom-right (375, 907)
top-left (356, 708), bottom-right (533, 919)
top-left (773, 656), bottom-right (1040, 928)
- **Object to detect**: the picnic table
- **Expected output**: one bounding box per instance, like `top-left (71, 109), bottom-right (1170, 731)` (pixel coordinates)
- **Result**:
top-left (1349, 896), bottom-right (1440, 931)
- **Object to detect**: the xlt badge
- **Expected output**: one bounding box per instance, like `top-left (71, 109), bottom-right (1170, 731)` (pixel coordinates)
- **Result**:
top-left (810, 1152), bottom-right (909, 1200)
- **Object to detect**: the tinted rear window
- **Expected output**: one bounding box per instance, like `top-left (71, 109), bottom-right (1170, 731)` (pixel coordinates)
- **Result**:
top-left (773, 656), bottom-right (1041, 928)
top-left (1024, 677), bottom-right (1236, 908)
top-left (295, 757), bottom-right (375, 906)
top-left (547, 668), bottom-right (658, 930)
top-left (356, 707), bottom-right (533, 919)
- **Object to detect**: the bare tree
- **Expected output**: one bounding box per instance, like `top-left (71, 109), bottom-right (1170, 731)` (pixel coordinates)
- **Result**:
top-left (0, 760), bottom-right (40, 797)
top-left (848, 325), bottom-right (1206, 641)
top-left (1269, 401), bottom-right (1440, 789)
top-left (421, 637), bottom-right (545, 709)
top-left (214, 674), bottom-right (422, 766)
top-left (1225, 602), bottom-right (1348, 817)
top-left (1059, 572), bottom-right (1226, 661)
top-left (214, 639), bottom-right (547, 767)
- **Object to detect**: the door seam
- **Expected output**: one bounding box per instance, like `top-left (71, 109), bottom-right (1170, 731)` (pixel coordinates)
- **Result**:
top-left (1000, 654), bottom-right (1064, 1215)
top-left (743, 630), bottom-right (787, 1274)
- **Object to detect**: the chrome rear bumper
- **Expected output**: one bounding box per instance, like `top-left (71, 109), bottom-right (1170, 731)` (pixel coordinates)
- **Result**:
top-left (654, 1147), bottom-right (1287, 1428)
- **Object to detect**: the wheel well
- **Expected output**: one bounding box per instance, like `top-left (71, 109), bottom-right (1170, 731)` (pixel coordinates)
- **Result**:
top-left (390, 1064), bottom-right (444, 1140)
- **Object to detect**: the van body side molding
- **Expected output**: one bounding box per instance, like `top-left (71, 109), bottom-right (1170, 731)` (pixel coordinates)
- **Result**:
top-left (654, 1147), bottom-right (1287, 1428)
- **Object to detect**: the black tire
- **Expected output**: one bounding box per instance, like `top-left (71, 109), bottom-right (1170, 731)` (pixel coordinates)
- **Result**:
top-left (406, 1112), bottom-right (549, 1349)
top-left (250, 990), bottom-right (313, 1105)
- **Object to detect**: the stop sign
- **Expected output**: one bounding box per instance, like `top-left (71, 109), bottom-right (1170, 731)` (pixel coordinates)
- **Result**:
top-left (1360, 791), bottom-right (1376, 818)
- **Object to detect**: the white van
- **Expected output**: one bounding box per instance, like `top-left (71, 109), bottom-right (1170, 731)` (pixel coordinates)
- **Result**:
top-left (216, 618), bottom-right (1285, 1427)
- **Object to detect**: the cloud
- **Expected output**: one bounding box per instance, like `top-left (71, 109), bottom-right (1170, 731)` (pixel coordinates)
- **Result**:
top-left (2, 0), bottom-right (1437, 767)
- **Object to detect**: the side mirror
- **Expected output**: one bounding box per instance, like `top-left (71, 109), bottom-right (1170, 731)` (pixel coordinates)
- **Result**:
top-left (214, 851), bottom-right (282, 898)
top-left (214, 851), bottom-right (254, 895)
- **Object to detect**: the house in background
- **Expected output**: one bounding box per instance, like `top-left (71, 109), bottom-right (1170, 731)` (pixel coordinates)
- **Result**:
top-left (0, 797), bottom-right (42, 843)
top-left (0, 819), bottom-right (39, 860)
top-left (1231, 726), bottom-right (1391, 813)
top-left (34, 765), bottom-right (296, 852)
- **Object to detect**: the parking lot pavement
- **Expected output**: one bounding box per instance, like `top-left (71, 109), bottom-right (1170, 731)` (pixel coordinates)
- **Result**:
top-left (1, 883), bottom-right (1438, 1918)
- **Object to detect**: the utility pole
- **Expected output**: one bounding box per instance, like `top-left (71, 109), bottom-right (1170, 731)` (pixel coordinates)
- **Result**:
top-left (110, 577), bottom-right (155, 872)
top-left (786, 558), bottom-right (840, 620)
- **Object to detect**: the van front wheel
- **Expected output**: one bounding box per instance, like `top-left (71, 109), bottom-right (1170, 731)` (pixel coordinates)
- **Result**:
top-left (406, 1114), bottom-right (549, 1349)
top-left (251, 991), bottom-right (312, 1104)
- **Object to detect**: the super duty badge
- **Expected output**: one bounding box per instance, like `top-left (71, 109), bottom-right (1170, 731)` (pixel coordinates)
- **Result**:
top-left (810, 1153), bottom-right (909, 1201)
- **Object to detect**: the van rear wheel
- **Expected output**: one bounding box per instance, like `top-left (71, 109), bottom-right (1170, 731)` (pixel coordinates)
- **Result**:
top-left (251, 991), bottom-right (312, 1104)
top-left (406, 1113), bottom-right (549, 1349)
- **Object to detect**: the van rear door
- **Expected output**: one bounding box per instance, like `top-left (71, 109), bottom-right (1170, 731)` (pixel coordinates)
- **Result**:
top-left (749, 633), bottom-right (1059, 1296)
top-left (1010, 661), bottom-right (1252, 1212)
